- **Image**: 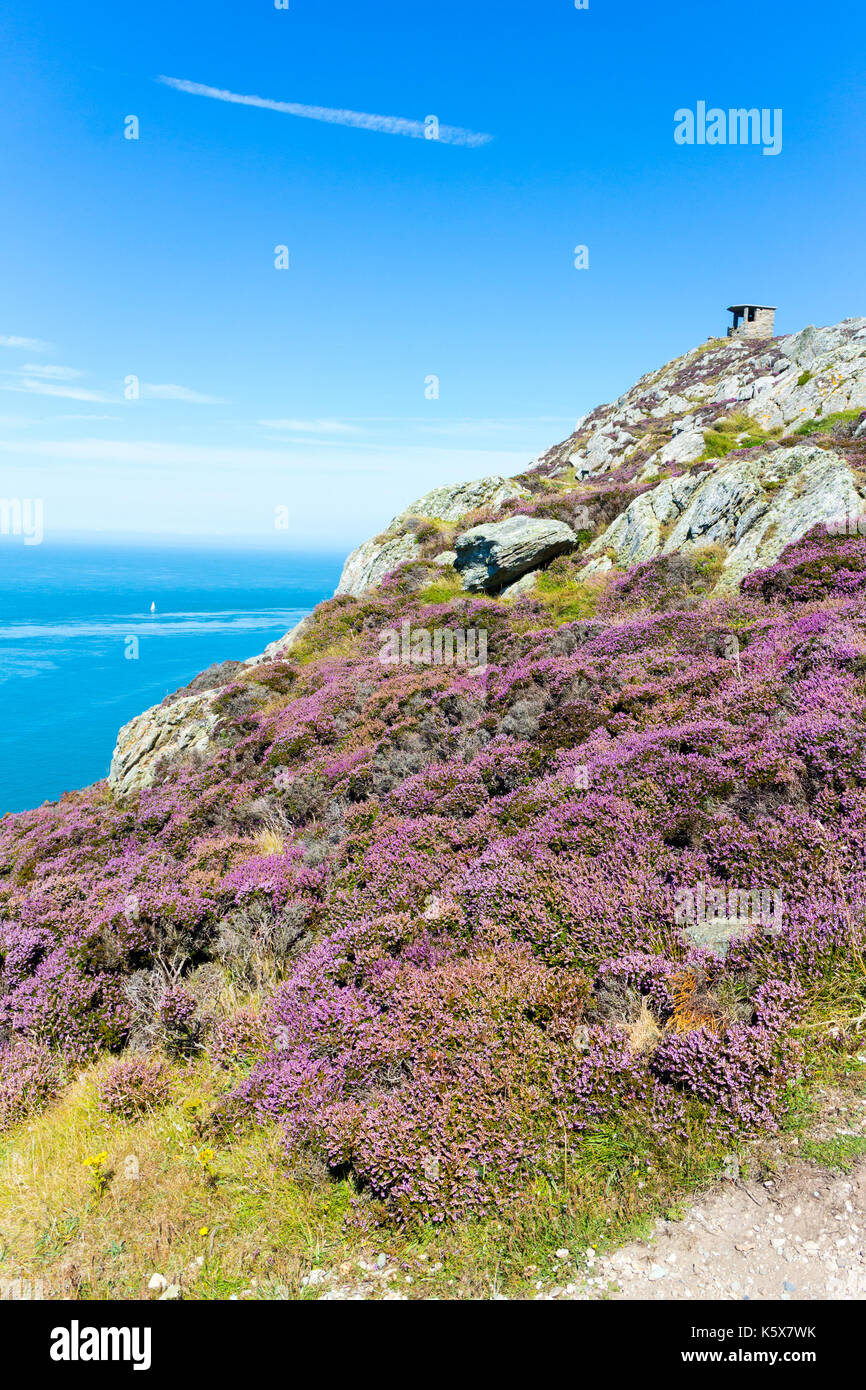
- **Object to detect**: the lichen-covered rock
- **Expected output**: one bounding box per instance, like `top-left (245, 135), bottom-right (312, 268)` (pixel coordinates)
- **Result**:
top-left (334, 533), bottom-right (420, 599)
top-left (109, 615), bottom-right (314, 793)
top-left (391, 475), bottom-right (529, 526)
top-left (109, 691), bottom-right (221, 795)
top-left (585, 444), bottom-right (864, 590)
top-left (657, 429), bottom-right (706, 466)
top-left (500, 570), bottom-right (540, 599)
top-left (455, 515), bottom-right (578, 593)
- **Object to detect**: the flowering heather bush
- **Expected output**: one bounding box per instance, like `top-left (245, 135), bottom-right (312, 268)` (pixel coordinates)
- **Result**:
top-left (601, 547), bottom-right (726, 614)
top-left (651, 981), bottom-right (804, 1134)
top-left (209, 1007), bottom-right (270, 1070)
top-left (157, 985), bottom-right (201, 1056)
top-left (742, 525), bottom-right (866, 603)
top-left (96, 1055), bottom-right (171, 1119)
top-left (0, 1042), bottom-right (65, 1134)
top-left (1, 526), bottom-right (866, 1214)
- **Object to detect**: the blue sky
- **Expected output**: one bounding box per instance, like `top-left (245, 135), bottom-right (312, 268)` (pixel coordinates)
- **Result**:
top-left (1, 0), bottom-right (864, 550)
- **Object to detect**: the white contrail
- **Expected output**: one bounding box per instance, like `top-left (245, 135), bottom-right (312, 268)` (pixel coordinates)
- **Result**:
top-left (157, 76), bottom-right (492, 147)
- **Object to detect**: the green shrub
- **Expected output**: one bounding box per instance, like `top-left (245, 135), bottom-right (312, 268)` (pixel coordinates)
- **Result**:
top-left (415, 570), bottom-right (463, 605)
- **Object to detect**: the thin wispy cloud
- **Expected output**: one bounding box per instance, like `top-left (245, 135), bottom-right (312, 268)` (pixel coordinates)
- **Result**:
top-left (157, 76), bottom-right (493, 148)
top-left (0, 334), bottom-right (50, 351)
top-left (0, 437), bottom-right (392, 471)
top-left (0, 378), bottom-right (113, 403)
top-left (19, 364), bottom-right (83, 380)
top-left (141, 382), bottom-right (225, 404)
top-left (257, 418), bottom-right (360, 435)
top-left (0, 367), bottom-right (223, 406)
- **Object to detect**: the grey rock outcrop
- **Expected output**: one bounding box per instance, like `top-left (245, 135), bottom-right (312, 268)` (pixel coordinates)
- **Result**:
top-left (455, 515), bottom-right (578, 593)
top-left (110, 691), bottom-right (222, 796)
top-left (535, 317), bottom-right (866, 479)
top-left (391, 475), bottom-right (529, 526)
top-left (109, 617), bottom-right (312, 794)
top-left (585, 443), bottom-right (863, 589)
top-left (335, 475), bottom-right (529, 597)
top-left (334, 533), bottom-right (419, 600)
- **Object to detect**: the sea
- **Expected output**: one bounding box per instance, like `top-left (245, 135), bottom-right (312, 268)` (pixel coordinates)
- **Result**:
top-left (0, 542), bottom-right (343, 815)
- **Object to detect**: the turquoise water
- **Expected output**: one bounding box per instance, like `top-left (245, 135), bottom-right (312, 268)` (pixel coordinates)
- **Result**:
top-left (0, 543), bottom-right (342, 814)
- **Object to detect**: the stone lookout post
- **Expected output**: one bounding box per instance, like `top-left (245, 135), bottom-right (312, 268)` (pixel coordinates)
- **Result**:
top-left (727, 304), bottom-right (776, 340)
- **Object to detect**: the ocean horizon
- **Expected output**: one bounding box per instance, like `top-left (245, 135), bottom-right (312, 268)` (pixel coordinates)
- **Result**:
top-left (0, 542), bottom-right (343, 815)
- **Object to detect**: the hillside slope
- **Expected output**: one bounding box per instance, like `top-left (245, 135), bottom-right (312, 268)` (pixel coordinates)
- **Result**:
top-left (1, 321), bottom-right (865, 1290)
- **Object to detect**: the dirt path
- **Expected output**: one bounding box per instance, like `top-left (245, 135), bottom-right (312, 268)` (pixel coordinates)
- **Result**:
top-left (535, 1160), bottom-right (866, 1301)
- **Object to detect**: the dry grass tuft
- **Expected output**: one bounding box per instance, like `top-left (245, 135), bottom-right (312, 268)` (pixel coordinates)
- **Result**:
top-left (254, 828), bottom-right (285, 858)
top-left (626, 999), bottom-right (663, 1054)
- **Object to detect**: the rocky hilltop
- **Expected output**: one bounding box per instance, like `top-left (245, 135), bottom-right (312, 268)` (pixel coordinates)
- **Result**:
top-left (112, 317), bottom-right (866, 793)
top-left (3, 316), bottom-right (866, 1253)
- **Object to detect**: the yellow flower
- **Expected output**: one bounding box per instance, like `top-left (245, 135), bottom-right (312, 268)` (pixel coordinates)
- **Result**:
top-left (200, 1227), bottom-right (209, 1236)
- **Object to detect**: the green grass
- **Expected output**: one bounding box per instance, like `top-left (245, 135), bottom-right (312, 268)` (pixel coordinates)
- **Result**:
top-left (698, 413), bottom-right (774, 463)
top-left (700, 431), bottom-right (736, 460)
top-left (414, 570), bottom-right (464, 605)
top-left (795, 409), bottom-right (863, 437)
top-left (690, 543), bottom-right (727, 589)
top-left (0, 1065), bottom-right (740, 1300)
top-left (798, 1133), bottom-right (866, 1173)
top-left (533, 570), bottom-right (603, 624)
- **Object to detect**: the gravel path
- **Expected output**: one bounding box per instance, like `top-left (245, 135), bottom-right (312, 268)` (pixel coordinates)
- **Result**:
top-left (535, 1160), bottom-right (866, 1301)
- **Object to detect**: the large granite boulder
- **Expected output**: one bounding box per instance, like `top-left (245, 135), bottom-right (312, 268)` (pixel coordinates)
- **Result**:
top-left (455, 515), bottom-right (578, 593)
